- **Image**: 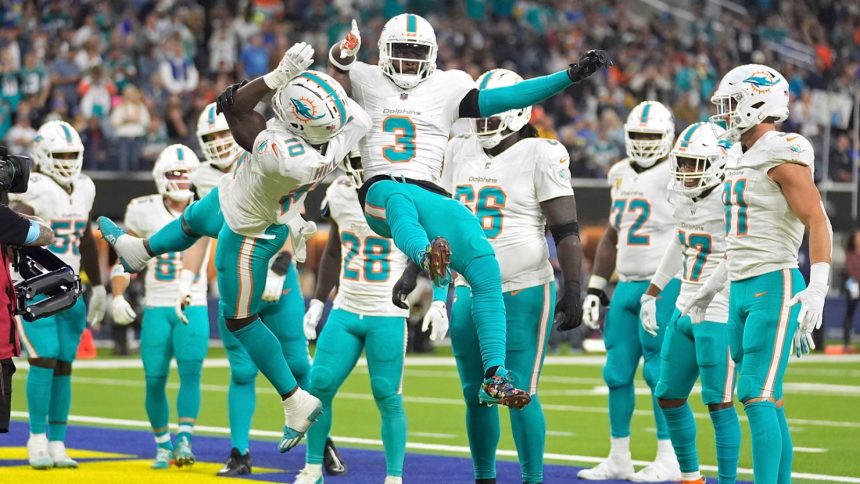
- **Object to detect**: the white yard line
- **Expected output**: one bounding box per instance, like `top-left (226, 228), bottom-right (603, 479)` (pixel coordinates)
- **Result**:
top-left (8, 412), bottom-right (859, 483)
top-left (794, 447), bottom-right (828, 453)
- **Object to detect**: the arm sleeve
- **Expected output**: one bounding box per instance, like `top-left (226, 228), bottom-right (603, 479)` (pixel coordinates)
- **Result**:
top-left (651, 232), bottom-right (684, 290)
top-left (535, 141), bottom-right (575, 202)
top-left (464, 70), bottom-right (572, 119)
top-left (0, 204), bottom-right (30, 245)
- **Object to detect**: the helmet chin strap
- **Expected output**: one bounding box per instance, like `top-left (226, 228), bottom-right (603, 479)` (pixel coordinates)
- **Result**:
top-left (478, 127), bottom-right (518, 150)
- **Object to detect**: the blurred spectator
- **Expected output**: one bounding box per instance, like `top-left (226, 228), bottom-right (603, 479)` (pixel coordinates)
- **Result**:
top-left (5, 101), bottom-right (36, 155)
top-left (585, 124), bottom-right (622, 178)
top-left (159, 38), bottom-right (198, 95)
top-left (74, 38), bottom-right (102, 72)
top-left (141, 117), bottom-right (170, 164)
top-left (843, 229), bottom-right (860, 350)
top-left (790, 90), bottom-right (820, 143)
top-left (19, 51), bottom-right (50, 107)
top-left (78, 65), bottom-right (116, 120)
top-left (239, 34), bottom-right (270, 80)
top-left (50, 45), bottom-right (82, 112)
top-left (0, 50), bottom-right (21, 112)
top-left (829, 133), bottom-right (853, 182)
top-left (110, 85), bottom-right (150, 172)
top-left (164, 95), bottom-right (191, 146)
top-left (208, 23), bottom-right (238, 73)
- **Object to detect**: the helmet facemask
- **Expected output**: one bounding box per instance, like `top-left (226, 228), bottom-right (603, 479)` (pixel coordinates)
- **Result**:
top-left (625, 129), bottom-right (672, 168)
top-left (380, 41), bottom-right (437, 90)
top-left (43, 149), bottom-right (83, 187)
top-left (199, 129), bottom-right (240, 169)
top-left (157, 169), bottom-right (194, 203)
top-left (671, 153), bottom-right (722, 198)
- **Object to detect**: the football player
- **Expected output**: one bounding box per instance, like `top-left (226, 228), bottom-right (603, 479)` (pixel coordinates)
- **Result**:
top-left (328, 15), bottom-right (608, 408)
top-left (441, 69), bottom-right (584, 484)
top-left (98, 43), bottom-right (372, 452)
top-left (684, 64), bottom-right (833, 483)
top-left (10, 120), bottom-right (107, 469)
top-left (578, 101), bottom-right (681, 481)
top-left (640, 123), bottom-right (740, 484)
top-left (110, 144), bottom-right (208, 469)
top-left (191, 103), bottom-right (344, 477)
top-left (294, 156), bottom-right (410, 484)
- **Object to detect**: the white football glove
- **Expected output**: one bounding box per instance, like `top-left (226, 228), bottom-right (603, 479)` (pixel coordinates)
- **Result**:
top-left (789, 263), bottom-right (829, 336)
top-left (681, 261), bottom-right (727, 324)
top-left (304, 299), bottom-right (324, 340)
top-left (639, 294), bottom-right (659, 337)
top-left (87, 286), bottom-right (107, 330)
top-left (262, 269), bottom-right (287, 303)
top-left (583, 275), bottom-right (609, 330)
top-left (110, 295), bottom-right (136, 326)
top-left (263, 42), bottom-right (314, 90)
top-left (422, 301), bottom-right (449, 341)
top-left (340, 19), bottom-right (361, 58)
top-left (175, 268), bottom-right (196, 324)
top-left (287, 216), bottom-right (317, 263)
top-left (793, 329), bottom-right (815, 358)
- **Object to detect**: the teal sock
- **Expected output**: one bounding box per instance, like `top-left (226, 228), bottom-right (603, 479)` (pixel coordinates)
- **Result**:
top-left (383, 193), bottom-right (431, 266)
top-left (745, 401), bottom-right (780, 484)
top-left (26, 366), bottom-right (54, 434)
top-left (776, 406), bottom-right (792, 484)
top-left (509, 394), bottom-right (546, 483)
top-left (466, 401), bottom-right (500, 479)
top-left (228, 376), bottom-right (256, 452)
top-left (376, 393), bottom-right (407, 477)
top-left (177, 360), bottom-right (203, 422)
top-left (47, 374), bottom-right (71, 441)
top-left (145, 375), bottom-right (170, 431)
top-left (462, 255), bottom-right (507, 371)
top-left (608, 383), bottom-right (635, 438)
top-left (661, 404), bottom-right (698, 474)
top-left (710, 406), bottom-right (740, 484)
top-left (148, 217), bottom-right (198, 254)
top-left (155, 430), bottom-right (173, 450)
top-left (305, 388), bottom-right (333, 465)
top-left (232, 319), bottom-right (297, 395)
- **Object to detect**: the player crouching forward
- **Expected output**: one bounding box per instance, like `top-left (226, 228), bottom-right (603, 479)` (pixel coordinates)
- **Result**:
top-left (640, 123), bottom-right (740, 484)
top-left (294, 158), bottom-right (409, 484)
top-left (110, 145), bottom-right (209, 469)
top-left (98, 43), bottom-right (372, 452)
top-left (440, 69), bottom-right (584, 484)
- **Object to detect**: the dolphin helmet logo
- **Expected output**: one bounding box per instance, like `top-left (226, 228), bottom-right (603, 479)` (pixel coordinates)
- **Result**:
top-left (290, 97), bottom-right (325, 122)
top-left (743, 71), bottom-right (779, 93)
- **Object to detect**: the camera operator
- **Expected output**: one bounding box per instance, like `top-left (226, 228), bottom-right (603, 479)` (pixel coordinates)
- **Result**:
top-left (1, 146), bottom-right (54, 433)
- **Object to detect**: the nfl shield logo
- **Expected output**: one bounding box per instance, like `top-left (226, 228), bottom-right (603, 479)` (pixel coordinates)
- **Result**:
top-left (400, 93), bottom-right (408, 100)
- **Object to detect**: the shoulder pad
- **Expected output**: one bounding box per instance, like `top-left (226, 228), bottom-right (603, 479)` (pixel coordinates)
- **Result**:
top-left (768, 132), bottom-right (814, 167)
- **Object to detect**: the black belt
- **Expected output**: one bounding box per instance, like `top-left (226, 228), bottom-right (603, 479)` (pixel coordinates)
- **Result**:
top-left (358, 174), bottom-right (451, 210)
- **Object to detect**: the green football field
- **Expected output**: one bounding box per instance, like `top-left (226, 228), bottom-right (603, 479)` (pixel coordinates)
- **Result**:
top-left (8, 347), bottom-right (860, 483)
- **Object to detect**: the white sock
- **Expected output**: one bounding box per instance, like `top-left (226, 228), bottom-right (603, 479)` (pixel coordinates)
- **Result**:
top-left (681, 470), bottom-right (702, 481)
top-left (29, 432), bottom-right (48, 442)
top-left (283, 388), bottom-right (308, 412)
top-left (609, 436), bottom-right (631, 457)
top-left (304, 463), bottom-right (322, 474)
top-left (384, 477), bottom-right (403, 484)
top-left (656, 438), bottom-right (676, 458)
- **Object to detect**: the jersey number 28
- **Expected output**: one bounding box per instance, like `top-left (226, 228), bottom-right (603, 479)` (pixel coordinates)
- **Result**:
top-left (341, 233), bottom-right (392, 282)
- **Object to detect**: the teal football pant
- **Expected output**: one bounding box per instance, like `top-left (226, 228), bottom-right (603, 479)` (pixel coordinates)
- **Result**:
top-left (148, 186), bottom-right (224, 254)
top-left (141, 305), bottom-right (209, 442)
top-left (19, 297), bottom-right (86, 441)
top-left (656, 310), bottom-right (740, 483)
top-left (451, 282), bottom-right (555, 483)
top-left (603, 279), bottom-right (680, 440)
top-left (364, 180), bottom-right (505, 373)
top-left (305, 308), bottom-right (407, 478)
top-left (220, 262), bottom-right (310, 452)
top-left (729, 269), bottom-right (803, 484)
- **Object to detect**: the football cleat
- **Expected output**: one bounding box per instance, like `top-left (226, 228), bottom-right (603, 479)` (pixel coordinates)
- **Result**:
top-left (173, 436), bottom-right (195, 467)
top-left (384, 477), bottom-right (403, 484)
top-left (217, 448), bottom-right (252, 476)
top-left (323, 437), bottom-right (347, 475)
top-left (293, 465), bottom-right (324, 484)
top-left (48, 441), bottom-right (78, 469)
top-left (97, 216), bottom-right (151, 272)
top-left (576, 453), bottom-right (635, 480)
top-left (478, 367), bottom-right (531, 409)
top-left (680, 477), bottom-right (707, 484)
top-left (151, 447), bottom-right (174, 470)
top-left (279, 389), bottom-right (323, 452)
top-left (27, 434), bottom-right (53, 470)
top-left (421, 237), bottom-right (452, 286)
top-left (628, 456), bottom-right (681, 482)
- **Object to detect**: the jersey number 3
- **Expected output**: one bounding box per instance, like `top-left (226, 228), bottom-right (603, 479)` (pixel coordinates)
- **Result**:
top-left (382, 116), bottom-right (416, 163)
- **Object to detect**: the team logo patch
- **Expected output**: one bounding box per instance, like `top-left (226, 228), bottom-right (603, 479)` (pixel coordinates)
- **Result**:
top-left (558, 169), bottom-right (570, 181)
top-left (290, 97), bottom-right (324, 122)
top-left (257, 140), bottom-right (268, 154)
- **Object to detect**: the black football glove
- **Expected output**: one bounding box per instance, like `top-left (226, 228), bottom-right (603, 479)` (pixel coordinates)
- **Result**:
top-left (392, 261), bottom-right (422, 310)
top-left (270, 251), bottom-right (293, 276)
top-left (555, 282), bottom-right (584, 331)
top-left (215, 79), bottom-right (249, 115)
top-left (567, 50), bottom-right (613, 83)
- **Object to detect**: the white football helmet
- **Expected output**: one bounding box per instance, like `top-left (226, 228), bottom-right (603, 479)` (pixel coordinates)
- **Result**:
top-left (624, 101), bottom-right (675, 168)
top-left (378, 13), bottom-right (437, 90)
top-left (272, 70), bottom-right (349, 145)
top-left (153, 144), bottom-right (200, 203)
top-left (670, 122), bottom-right (731, 198)
top-left (710, 64), bottom-right (789, 142)
top-left (196, 102), bottom-right (240, 170)
top-left (33, 120), bottom-right (84, 187)
top-left (472, 69), bottom-right (532, 149)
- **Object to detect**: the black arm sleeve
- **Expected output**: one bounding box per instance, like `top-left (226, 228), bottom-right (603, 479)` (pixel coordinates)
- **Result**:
top-left (457, 89), bottom-right (481, 119)
top-left (78, 218), bottom-right (102, 285)
top-left (0, 204), bottom-right (29, 245)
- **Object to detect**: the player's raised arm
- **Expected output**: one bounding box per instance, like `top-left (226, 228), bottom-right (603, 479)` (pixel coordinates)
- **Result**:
top-left (327, 19), bottom-right (360, 94)
top-left (217, 42), bottom-right (314, 152)
top-left (457, 50), bottom-right (612, 119)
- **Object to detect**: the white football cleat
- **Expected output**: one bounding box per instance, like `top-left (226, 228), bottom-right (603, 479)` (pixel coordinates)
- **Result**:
top-left (293, 464), bottom-right (324, 483)
top-left (97, 216), bottom-right (151, 272)
top-left (279, 388), bottom-right (323, 452)
top-left (384, 476), bottom-right (403, 484)
top-left (576, 453), bottom-right (634, 480)
top-left (628, 457), bottom-right (682, 482)
top-left (27, 433), bottom-right (53, 470)
top-left (48, 440), bottom-right (78, 469)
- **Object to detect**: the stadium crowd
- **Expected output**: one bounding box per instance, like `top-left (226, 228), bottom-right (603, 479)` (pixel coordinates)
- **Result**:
top-left (0, 0), bottom-right (856, 178)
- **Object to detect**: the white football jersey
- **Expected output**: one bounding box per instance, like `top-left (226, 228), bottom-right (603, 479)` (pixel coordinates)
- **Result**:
top-left (9, 172), bottom-right (95, 273)
top-left (124, 195), bottom-right (208, 307)
top-left (190, 162), bottom-right (231, 199)
top-left (219, 101), bottom-right (371, 238)
top-left (349, 62), bottom-right (474, 185)
top-left (606, 159), bottom-right (675, 280)
top-left (324, 176), bottom-right (409, 317)
top-left (723, 132), bottom-right (814, 281)
top-left (669, 189), bottom-right (729, 323)
top-left (443, 136), bottom-right (573, 292)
